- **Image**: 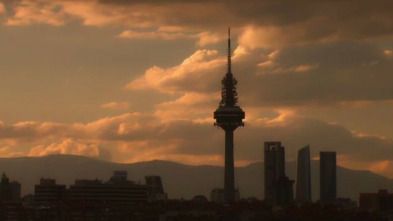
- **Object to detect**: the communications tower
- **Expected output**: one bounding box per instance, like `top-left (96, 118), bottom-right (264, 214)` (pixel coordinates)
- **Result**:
top-left (214, 28), bottom-right (245, 203)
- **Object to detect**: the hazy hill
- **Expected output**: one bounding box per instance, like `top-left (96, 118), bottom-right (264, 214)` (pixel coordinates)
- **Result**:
top-left (0, 155), bottom-right (392, 201)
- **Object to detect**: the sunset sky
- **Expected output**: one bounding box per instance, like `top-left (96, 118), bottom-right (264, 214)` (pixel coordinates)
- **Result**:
top-left (1, 0), bottom-right (393, 177)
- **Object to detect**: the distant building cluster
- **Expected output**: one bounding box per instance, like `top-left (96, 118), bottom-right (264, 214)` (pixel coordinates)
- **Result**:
top-left (262, 141), bottom-right (339, 206)
top-left (0, 171), bottom-right (167, 220)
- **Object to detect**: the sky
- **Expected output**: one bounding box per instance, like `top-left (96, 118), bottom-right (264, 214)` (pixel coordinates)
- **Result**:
top-left (1, 0), bottom-right (393, 177)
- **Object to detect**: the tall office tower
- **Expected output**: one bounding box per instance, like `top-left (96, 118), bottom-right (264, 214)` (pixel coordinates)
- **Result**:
top-left (214, 28), bottom-right (245, 203)
top-left (145, 175), bottom-right (167, 201)
top-left (0, 173), bottom-right (21, 201)
top-left (296, 145), bottom-right (312, 203)
top-left (264, 141), bottom-right (285, 202)
top-left (320, 151), bottom-right (337, 203)
top-left (275, 176), bottom-right (294, 206)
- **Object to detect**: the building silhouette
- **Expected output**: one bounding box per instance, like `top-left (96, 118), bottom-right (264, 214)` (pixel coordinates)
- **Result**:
top-left (213, 28), bottom-right (245, 203)
top-left (359, 189), bottom-right (393, 211)
top-left (145, 175), bottom-right (167, 201)
top-left (210, 188), bottom-right (240, 203)
top-left (69, 171), bottom-right (147, 205)
top-left (264, 142), bottom-right (294, 205)
top-left (320, 151), bottom-right (336, 203)
top-left (296, 145), bottom-right (312, 203)
top-left (34, 178), bottom-right (66, 206)
top-left (0, 173), bottom-right (22, 221)
top-left (264, 141), bottom-right (284, 202)
top-left (0, 172), bottom-right (21, 202)
top-left (275, 176), bottom-right (294, 206)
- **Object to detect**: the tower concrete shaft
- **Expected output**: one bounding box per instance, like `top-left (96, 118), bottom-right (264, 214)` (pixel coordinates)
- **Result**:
top-left (224, 129), bottom-right (234, 202)
top-left (214, 28), bottom-right (245, 203)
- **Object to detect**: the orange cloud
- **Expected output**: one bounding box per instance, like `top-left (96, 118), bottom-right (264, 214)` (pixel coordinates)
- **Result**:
top-left (0, 111), bottom-right (393, 178)
top-left (154, 92), bottom-right (218, 122)
top-left (118, 29), bottom-right (222, 46)
top-left (5, 1), bottom-right (67, 26)
top-left (256, 48), bottom-right (319, 75)
top-left (385, 49), bottom-right (392, 57)
top-left (118, 30), bottom-right (192, 40)
top-left (0, 3), bottom-right (5, 15)
top-left (100, 102), bottom-right (130, 110)
top-left (0, 146), bottom-right (24, 158)
top-left (126, 49), bottom-right (225, 93)
top-left (28, 138), bottom-right (100, 157)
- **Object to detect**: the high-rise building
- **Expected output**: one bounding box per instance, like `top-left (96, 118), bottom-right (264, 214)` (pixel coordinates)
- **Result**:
top-left (320, 151), bottom-right (336, 203)
top-left (0, 173), bottom-right (21, 221)
top-left (214, 28), bottom-right (245, 203)
top-left (210, 188), bottom-right (240, 203)
top-left (296, 145), bottom-right (312, 203)
top-left (264, 142), bottom-right (294, 205)
top-left (264, 141), bottom-right (285, 202)
top-left (145, 175), bottom-right (167, 201)
top-left (0, 172), bottom-right (21, 202)
top-left (275, 176), bottom-right (294, 206)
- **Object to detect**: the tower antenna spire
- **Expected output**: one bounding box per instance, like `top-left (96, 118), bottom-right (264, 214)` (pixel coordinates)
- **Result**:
top-left (227, 27), bottom-right (231, 74)
top-left (214, 28), bottom-right (245, 203)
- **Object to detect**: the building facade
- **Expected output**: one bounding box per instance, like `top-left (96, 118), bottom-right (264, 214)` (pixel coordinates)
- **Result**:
top-left (296, 145), bottom-right (312, 203)
top-left (34, 178), bottom-right (66, 206)
top-left (145, 175), bottom-right (167, 201)
top-left (69, 171), bottom-right (147, 205)
top-left (264, 141), bottom-right (285, 202)
top-left (359, 189), bottom-right (393, 211)
top-left (320, 151), bottom-right (336, 203)
top-left (264, 142), bottom-right (294, 205)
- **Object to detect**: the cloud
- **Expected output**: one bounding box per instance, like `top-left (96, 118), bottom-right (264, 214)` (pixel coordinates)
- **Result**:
top-left (28, 138), bottom-right (100, 157)
top-left (0, 3), bottom-right (5, 15)
top-left (2, 0), bottom-right (392, 48)
top-left (100, 102), bottom-right (130, 110)
top-left (154, 92), bottom-right (218, 122)
top-left (126, 39), bottom-right (393, 108)
top-left (385, 49), bottom-right (392, 57)
top-left (4, 0), bottom-right (68, 26)
top-left (108, 0), bottom-right (393, 47)
top-left (118, 29), bottom-right (193, 40)
top-left (0, 146), bottom-right (24, 157)
top-left (118, 29), bottom-right (221, 46)
top-left (1, 110), bottom-right (393, 176)
top-left (126, 49), bottom-right (225, 94)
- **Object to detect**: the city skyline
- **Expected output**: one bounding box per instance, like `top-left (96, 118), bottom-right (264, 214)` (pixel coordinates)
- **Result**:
top-left (0, 0), bottom-right (393, 179)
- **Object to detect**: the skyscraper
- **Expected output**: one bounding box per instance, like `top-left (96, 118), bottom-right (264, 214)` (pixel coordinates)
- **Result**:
top-left (214, 28), bottom-right (245, 203)
top-left (296, 145), bottom-right (312, 203)
top-left (264, 141), bottom-right (285, 202)
top-left (145, 175), bottom-right (167, 201)
top-left (320, 151), bottom-right (336, 203)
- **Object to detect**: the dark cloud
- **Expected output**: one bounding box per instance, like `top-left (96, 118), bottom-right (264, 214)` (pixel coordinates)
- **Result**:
top-left (96, 0), bottom-right (393, 41)
top-left (1, 0), bottom-right (20, 16)
top-left (241, 41), bottom-right (393, 107)
top-left (98, 0), bottom-right (210, 4)
top-left (128, 40), bottom-right (393, 107)
top-left (3, 0), bottom-right (392, 45)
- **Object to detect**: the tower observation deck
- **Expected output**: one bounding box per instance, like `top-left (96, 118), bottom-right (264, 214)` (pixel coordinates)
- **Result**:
top-left (214, 28), bottom-right (245, 203)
